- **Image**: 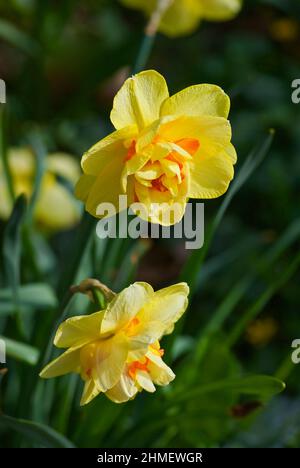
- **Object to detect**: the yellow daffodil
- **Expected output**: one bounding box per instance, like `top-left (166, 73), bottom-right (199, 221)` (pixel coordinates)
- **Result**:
top-left (76, 70), bottom-right (236, 225)
top-left (40, 281), bottom-right (189, 405)
top-left (0, 148), bottom-right (80, 231)
top-left (121, 0), bottom-right (242, 37)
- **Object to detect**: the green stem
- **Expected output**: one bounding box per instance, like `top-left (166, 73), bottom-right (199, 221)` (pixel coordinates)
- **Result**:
top-left (132, 0), bottom-right (173, 74)
top-left (133, 34), bottom-right (156, 74)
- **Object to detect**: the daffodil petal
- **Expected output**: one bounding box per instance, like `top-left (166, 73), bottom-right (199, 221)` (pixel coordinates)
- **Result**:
top-left (34, 181), bottom-right (80, 231)
top-left (160, 115), bottom-right (231, 151)
top-left (137, 283), bottom-right (189, 334)
top-left (94, 334), bottom-right (129, 392)
top-left (47, 153), bottom-right (80, 183)
top-left (106, 370), bottom-right (138, 403)
top-left (161, 84), bottom-right (230, 119)
top-left (159, 0), bottom-right (202, 37)
top-left (82, 126), bottom-right (137, 176)
top-left (135, 370), bottom-right (156, 393)
top-left (7, 147), bottom-right (34, 177)
top-left (200, 0), bottom-right (242, 20)
top-left (188, 152), bottom-right (234, 199)
top-left (110, 70), bottom-right (169, 130)
top-left (147, 350), bottom-right (175, 386)
top-left (224, 142), bottom-right (237, 164)
top-left (39, 347), bottom-right (80, 379)
top-left (101, 282), bottom-right (154, 334)
top-left (129, 321), bottom-right (167, 350)
top-left (80, 379), bottom-right (101, 406)
top-left (85, 153), bottom-right (125, 217)
top-left (133, 181), bottom-right (188, 226)
top-left (75, 174), bottom-right (96, 202)
top-left (54, 311), bottom-right (104, 349)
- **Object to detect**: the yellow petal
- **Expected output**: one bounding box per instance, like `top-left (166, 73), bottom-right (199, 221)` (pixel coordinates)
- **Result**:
top-left (120, 0), bottom-right (202, 38)
top-left (93, 334), bottom-right (129, 392)
top-left (121, 152), bottom-right (150, 192)
top-left (75, 174), bottom-right (96, 202)
top-left (106, 370), bottom-right (138, 403)
top-left (39, 347), bottom-right (80, 379)
top-left (101, 282), bottom-right (154, 334)
top-left (133, 177), bottom-right (188, 226)
top-left (135, 161), bottom-right (163, 181)
top-left (135, 116), bottom-right (174, 153)
top-left (188, 152), bottom-right (234, 199)
top-left (110, 70), bottom-right (169, 130)
top-left (34, 179), bottom-right (80, 231)
top-left (47, 153), bottom-right (80, 183)
top-left (85, 153), bottom-right (125, 217)
top-left (200, 0), bottom-right (242, 20)
top-left (224, 142), bottom-right (237, 164)
top-left (158, 0), bottom-right (202, 37)
top-left (80, 379), bottom-right (101, 406)
top-left (135, 370), bottom-right (156, 393)
top-left (129, 321), bottom-right (167, 350)
top-left (147, 350), bottom-right (175, 386)
top-left (137, 283), bottom-right (189, 335)
top-left (161, 84), bottom-right (230, 119)
top-left (54, 311), bottom-right (104, 349)
top-left (160, 115), bottom-right (231, 152)
top-left (81, 126), bottom-right (137, 176)
top-left (7, 147), bottom-right (34, 177)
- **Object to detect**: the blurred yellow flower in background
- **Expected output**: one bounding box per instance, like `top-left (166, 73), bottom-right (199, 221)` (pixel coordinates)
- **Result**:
top-left (76, 70), bottom-right (236, 225)
top-left (246, 317), bottom-right (278, 347)
top-left (121, 0), bottom-right (242, 37)
top-left (270, 18), bottom-right (299, 43)
top-left (40, 281), bottom-right (189, 405)
top-left (0, 148), bottom-right (80, 231)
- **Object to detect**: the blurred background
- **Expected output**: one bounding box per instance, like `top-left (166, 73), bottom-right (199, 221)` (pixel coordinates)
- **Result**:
top-left (0, 0), bottom-right (300, 448)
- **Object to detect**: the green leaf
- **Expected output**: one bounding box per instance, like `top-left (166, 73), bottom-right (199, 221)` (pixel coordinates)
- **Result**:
top-left (25, 132), bottom-right (47, 223)
top-left (2, 195), bottom-right (27, 336)
top-left (227, 249), bottom-right (300, 346)
top-left (173, 375), bottom-right (285, 405)
top-left (0, 283), bottom-right (58, 316)
top-left (0, 19), bottom-right (40, 56)
top-left (113, 239), bottom-right (151, 289)
top-left (2, 195), bottom-right (27, 301)
top-left (0, 414), bottom-right (75, 448)
top-left (180, 131), bottom-right (274, 296)
top-left (0, 335), bottom-right (39, 365)
top-left (0, 108), bottom-right (15, 202)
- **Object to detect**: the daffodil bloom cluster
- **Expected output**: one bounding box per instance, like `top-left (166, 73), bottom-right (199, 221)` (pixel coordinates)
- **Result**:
top-left (121, 0), bottom-right (242, 37)
top-left (40, 282), bottom-right (189, 405)
top-left (76, 70), bottom-right (236, 225)
top-left (0, 148), bottom-right (80, 231)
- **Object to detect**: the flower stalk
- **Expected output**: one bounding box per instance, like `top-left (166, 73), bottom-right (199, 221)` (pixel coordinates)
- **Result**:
top-left (133, 0), bottom-right (174, 73)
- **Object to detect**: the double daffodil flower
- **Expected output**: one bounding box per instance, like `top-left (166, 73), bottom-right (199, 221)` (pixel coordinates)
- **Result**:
top-left (0, 147), bottom-right (80, 231)
top-left (121, 0), bottom-right (242, 37)
top-left (40, 281), bottom-right (189, 405)
top-left (76, 70), bottom-right (236, 225)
